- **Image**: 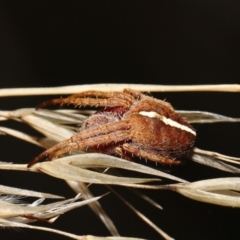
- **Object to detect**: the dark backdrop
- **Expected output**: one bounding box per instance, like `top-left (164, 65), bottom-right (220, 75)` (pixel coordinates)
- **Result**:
top-left (0, 1), bottom-right (240, 239)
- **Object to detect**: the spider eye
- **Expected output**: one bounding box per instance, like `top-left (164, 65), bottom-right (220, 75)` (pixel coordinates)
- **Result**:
top-left (139, 111), bottom-right (196, 136)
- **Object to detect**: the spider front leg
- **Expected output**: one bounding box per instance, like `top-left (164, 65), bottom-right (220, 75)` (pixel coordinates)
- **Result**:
top-left (43, 130), bottom-right (131, 162)
top-left (28, 121), bottom-right (131, 167)
top-left (121, 143), bottom-right (181, 165)
top-left (37, 90), bottom-right (134, 109)
top-left (69, 91), bottom-right (134, 103)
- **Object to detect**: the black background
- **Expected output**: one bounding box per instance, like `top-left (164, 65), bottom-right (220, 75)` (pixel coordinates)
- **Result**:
top-left (0, 1), bottom-right (240, 239)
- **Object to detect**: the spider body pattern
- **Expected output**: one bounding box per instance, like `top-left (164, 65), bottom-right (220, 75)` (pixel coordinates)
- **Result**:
top-left (28, 89), bottom-right (196, 167)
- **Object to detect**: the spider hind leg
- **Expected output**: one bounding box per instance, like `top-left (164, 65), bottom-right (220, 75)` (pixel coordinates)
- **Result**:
top-left (122, 143), bottom-right (181, 165)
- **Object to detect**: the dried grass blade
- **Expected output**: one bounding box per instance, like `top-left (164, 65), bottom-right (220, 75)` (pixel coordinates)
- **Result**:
top-left (163, 178), bottom-right (240, 207)
top-left (28, 195), bottom-right (103, 222)
top-left (60, 154), bottom-right (187, 183)
top-left (0, 127), bottom-right (43, 147)
top-left (0, 200), bottom-right (47, 218)
top-left (0, 108), bottom-right (34, 120)
top-left (190, 152), bottom-right (240, 173)
top-left (0, 194), bottom-right (101, 218)
top-left (22, 114), bottom-right (75, 142)
top-left (34, 109), bottom-right (86, 125)
top-left (0, 185), bottom-right (63, 199)
top-left (194, 147), bottom-right (240, 164)
top-left (182, 177), bottom-right (240, 191)
top-left (176, 188), bottom-right (240, 207)
top-left (109, 186), bottom-right (174, 240)
top-left (35, 160), bottom-right (160, 186)
top-left (68, 181), bottom-right (119, 236)
top-left (129, 188), bottom-right (163, 210)
top-left (177, 111), bottom-right (240, 124)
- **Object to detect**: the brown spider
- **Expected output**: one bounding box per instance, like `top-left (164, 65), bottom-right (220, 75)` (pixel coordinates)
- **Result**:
top-left (28, 89), bottom-right (196, 167)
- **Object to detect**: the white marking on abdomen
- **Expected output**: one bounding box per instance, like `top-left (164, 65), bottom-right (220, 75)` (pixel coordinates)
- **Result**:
top-left (139, 111), bottom-right (196, 136)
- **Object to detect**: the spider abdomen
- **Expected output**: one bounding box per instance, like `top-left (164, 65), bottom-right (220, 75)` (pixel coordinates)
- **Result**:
top-left (129, 114), bottom-right (195, 159)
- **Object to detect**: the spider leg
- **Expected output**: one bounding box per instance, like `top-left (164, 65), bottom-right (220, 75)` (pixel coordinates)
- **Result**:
top-left (115, 146), bottom-right (134, 161)
top-left (36, 97), bottom-right (130, 109)
top-left (123, 88), bottom-right (144, 99)
top-left (60, 120), bottom-right (130, 156)
top-left (123, 88), bottom-right (174, 110)
top-left (27, 139), bottom-right (70, 167)
top-left (37, 91), bottom-right (134, 109)
top-left (74, 120), bottom-right (130, 140)
top-left (47, 120), bottom-right (129, 157)
top-left (122, 143), bottom-right (181, 165)
top-left (28, 120), bottom-right (130, 167)
top-left (69, 91), bottom-right (134, 103)
top-left (48, 130), bottom-right (131, 160)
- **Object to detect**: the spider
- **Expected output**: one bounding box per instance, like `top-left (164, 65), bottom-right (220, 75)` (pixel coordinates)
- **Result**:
top-left (28, 88), bottom-right (196, 167)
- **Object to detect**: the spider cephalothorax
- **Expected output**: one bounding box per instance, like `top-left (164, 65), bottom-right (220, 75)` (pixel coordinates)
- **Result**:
top-left (28, 89), bottom-right (196, 167)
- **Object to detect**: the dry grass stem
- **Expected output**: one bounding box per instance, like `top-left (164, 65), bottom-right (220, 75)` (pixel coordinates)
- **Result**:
top-left (0, 218), bottom-right (144, 240)
top-left (0, 83), bottom-right (240, 97)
